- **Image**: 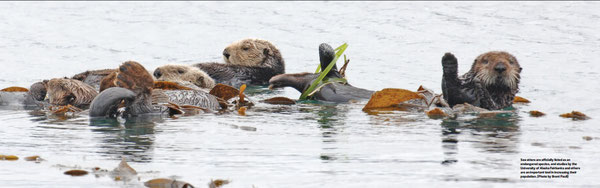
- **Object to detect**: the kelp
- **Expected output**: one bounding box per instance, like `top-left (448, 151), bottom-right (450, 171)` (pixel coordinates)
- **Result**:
top-left (560, 111), bottom-right (589, 120)
top-left (0, 86), bottom-right (29, 92)
top-left (362, 88), bottom-right (423, 110)
top-left (300, 43), bottom-right (348, 100)
top-left (513, 96), bottom-right (530, 103)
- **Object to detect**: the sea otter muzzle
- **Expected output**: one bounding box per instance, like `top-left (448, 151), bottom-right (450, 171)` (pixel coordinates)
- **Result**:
top-left (494, 63), bottom-right (506, 73)
top-left (89, 87), bottom-right (136, 117)
top-left (153, 69), bottom-right (162, 79)
top-left (223, 49), bottom-right (230, 59)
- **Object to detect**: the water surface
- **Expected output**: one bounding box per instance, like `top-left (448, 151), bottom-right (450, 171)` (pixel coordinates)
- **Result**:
top-left (1, 2), bottom-right (599, 187)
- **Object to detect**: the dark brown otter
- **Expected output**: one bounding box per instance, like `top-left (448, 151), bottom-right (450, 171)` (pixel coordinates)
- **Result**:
top-left (186, 39), bottom-right (285, 88)
top-left (441, 51), bottom-right (522, 110)
top-left (269, 43), bottom-right (373, 102)
top-left (90, 61), bottom-right (220, 117)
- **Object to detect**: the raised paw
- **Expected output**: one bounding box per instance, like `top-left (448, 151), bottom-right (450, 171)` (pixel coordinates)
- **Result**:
top-left (442, 52), bottom-right (458, 75)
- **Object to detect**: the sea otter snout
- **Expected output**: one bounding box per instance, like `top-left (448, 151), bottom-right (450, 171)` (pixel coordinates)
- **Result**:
top-left (223, 49), bottom-right (230, 59)
top-left (494, 63), bottom-right (506, 73)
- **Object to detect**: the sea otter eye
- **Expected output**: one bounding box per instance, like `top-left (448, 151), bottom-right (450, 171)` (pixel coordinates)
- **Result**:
top-left (481, 60), bottom-right (488, 64)
top-left (178, 69), bottom-right (185, 74)
top-left (66, 95), bottom-right (76, 104)
top-left (509, 61), bottom-right (515, 65)
top-left (242, 47), bottom-right (250, 51)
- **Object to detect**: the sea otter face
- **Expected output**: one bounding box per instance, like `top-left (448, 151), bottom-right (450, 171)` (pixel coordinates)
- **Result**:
top-left (46, 78), bottom-right (97, 106)
top-left (153, 64), bottom-right (216, 89)
top-left (222, 39), bottom-right (277, 67)
top-left (471, 51), bottom-right (522, 90)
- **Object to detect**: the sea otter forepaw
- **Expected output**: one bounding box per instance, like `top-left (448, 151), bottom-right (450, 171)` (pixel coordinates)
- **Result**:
top-left (442, 52), bottom-right (458, 74)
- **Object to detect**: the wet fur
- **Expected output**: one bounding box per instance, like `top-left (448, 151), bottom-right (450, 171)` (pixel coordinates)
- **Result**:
top-left (153, 64), bottom-right (216, 89)
top-left (193, 39), bottom-right (285, 87)
top-left (441, 51), bottom-right (522, 110)
top-left (46, 78), bottom-right (98, 107)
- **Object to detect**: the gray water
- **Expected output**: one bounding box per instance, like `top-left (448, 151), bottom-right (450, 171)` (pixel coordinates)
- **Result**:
top-left (1, 2), bottom-right (599, 188)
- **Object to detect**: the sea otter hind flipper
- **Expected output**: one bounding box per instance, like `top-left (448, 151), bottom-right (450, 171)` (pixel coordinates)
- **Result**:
top-left (89, 87), bottom-right (136, 117)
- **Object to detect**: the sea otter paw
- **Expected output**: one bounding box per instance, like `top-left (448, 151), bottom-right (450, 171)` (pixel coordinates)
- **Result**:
top-left (442, 52), bottom-right (458, 75)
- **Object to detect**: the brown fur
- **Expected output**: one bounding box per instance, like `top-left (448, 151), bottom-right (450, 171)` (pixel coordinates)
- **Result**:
top-left (106, 61), bottom-right (154, 96)
top-left (46, 78), bottom-right (98, 107)
top-left (470, 51), bottom-right (521, 90)
top-left (223, 38), bottom-right (280, 68)
top-left (441, 51), bottom-right (522, 110)
top-left (153, 64), bottom-right (216, 89)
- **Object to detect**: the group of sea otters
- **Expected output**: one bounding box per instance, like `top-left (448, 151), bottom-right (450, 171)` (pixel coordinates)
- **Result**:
top-left (0, 38), bottom-right (522, 118)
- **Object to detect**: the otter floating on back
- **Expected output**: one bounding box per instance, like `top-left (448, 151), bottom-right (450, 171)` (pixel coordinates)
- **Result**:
top-left (152, 64), bottom-right (216, 90)
top-left (269, 43), bottom-right (373, 103)
top-left (441, 51), bottom-right (522, 110)
top-left (182, 38), bottom-right (285, 88)
top-left (90, 61), bottom-right (220, 117)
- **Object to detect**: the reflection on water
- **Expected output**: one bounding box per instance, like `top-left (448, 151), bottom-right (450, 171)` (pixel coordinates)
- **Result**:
top-left (89, 116), bottom-right (165, 163)
top-left (314, 104), bottom-right (347, 161)
top-left (441, 112), bottom-right (520, 165)
top-left (1, 1), bottom-right (599, 187)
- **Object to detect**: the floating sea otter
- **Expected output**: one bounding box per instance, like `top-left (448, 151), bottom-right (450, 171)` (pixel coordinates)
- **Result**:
top-left (152, 64), bottom-right (216, 90)
top-left (441, 52), bottom-right (522, 110)
top-left (0, 79), bottom-right (97, 109)
top-left (90, 61), bottom-right (220, 117)
top-left (174, 38), bottom-right (285, 88)
top-left (268, 43), bottom-right (373, 102)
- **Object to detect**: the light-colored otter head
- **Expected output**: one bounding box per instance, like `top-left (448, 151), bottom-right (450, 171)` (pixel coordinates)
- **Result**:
top-left (153, 64), bottom-right (216, 89)
top-left (222, 38), bottom-right (282, 68)
top-left (46, 78), bottom-right (98, 106)
top-left (470, 51), bottom-right (522, 90)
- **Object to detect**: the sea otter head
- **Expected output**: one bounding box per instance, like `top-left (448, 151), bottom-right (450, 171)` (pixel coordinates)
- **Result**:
top-left (45, 78), bottom-right (98, 107)
top-left (470, 51), bottom-right (522, 90)
top-left (153, 64), bottom-right (216, 89)
top-left (222, 38), bottom-right (284, 70)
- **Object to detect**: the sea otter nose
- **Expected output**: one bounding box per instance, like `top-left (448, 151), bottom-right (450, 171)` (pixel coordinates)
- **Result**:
top-left (223, 49), bottom-right (230, 59)
top-left (494, 63), bottom-right (506, 73)
top-left (153, 69), bottom-right (162, 78)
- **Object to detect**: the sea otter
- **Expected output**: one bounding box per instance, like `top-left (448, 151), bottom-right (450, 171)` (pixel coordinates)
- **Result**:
top-left (189, 38), bottom-right (285, 88)
top-left (441, 51), bottom-right (522, 110)
top-left (71, 69), bottom-right (117, 90)
top-left (0, 79), bottom-right (97, 109)
top-left (45, 78), bottom-right (98, 107)
top-left (268, 43), bottom-right (373, 102)
top-left (153, 64), bottom-right (216, 90)
top-left (90, 61), bottom-right (220, 117)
